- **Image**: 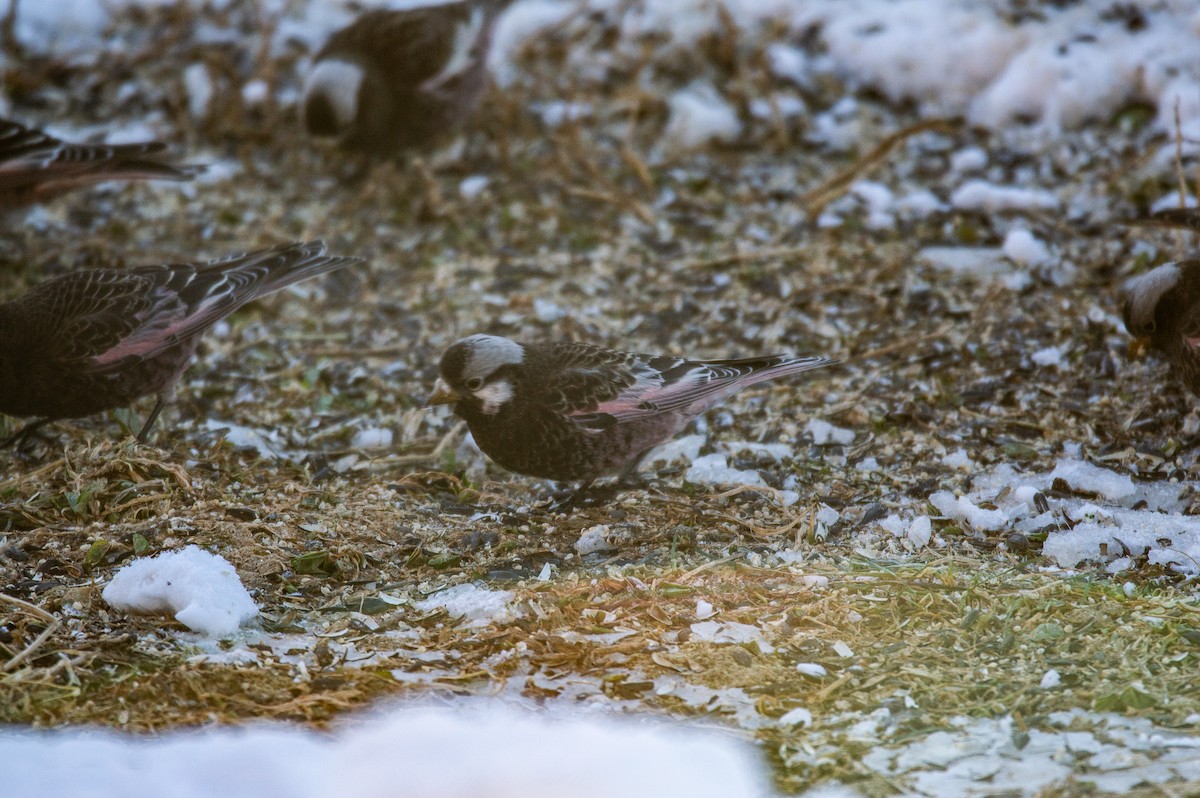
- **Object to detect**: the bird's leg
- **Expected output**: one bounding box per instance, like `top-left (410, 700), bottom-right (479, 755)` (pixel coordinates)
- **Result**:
top-left (0, 418), bottom-right (52, 450)
top-left (615, 456), bottom-right (648, 490)
top-left (547, 480), bottom-right (595, 513)
top-left (136, 396), bottom-right (167, 444)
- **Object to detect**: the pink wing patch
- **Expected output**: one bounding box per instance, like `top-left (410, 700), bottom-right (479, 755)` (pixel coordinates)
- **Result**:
top-left (89, 300), bottom-right (194, 368)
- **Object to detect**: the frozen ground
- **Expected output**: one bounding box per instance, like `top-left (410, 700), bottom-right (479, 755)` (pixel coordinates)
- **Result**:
top-left (4, 0), bottom-right (1200, 795)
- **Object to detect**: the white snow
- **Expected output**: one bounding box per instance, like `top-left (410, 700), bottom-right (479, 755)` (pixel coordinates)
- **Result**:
top-left (766, 43), bottom-right (810, 86)
top-left (352, 427), bottom-right (394, 449)
top-left (1040, 669), bottom-right (1062, 690)
top-left (684, 453), bottom-right (766, 488)
top-left (640, 433), bottom-right (706, 470)
top-left (805, 418), bottom-right (854, 446)
top-left (722, 440), bottom-right (793, 461)
top-left (531, 101), bottom-right (592, 128)
top-left (241, 79), bottom-right (269, 107)
top-left (950, 146), bottom-right (988, 173)
top-left (663, 83), bottom-right (742, 150)
top-left (9, 0), bottom-right (1200, 148)
top-left (1, 704), bottom-right (770, 798)
top-left (778, 707), bottom-right (813, 727)
top-left (183, 62), bottom-right (214, 121)
top-left (459, 174), bottom-right (491, 199)
top-left (1048, 459), bottom-right (1136, 502)
top-left (938, 458), bottom-right (1200, 575)
top-left (412, 583), bottom-right (515, 627)
top-left (690, 620), bottom-right (775, 654)
top-left (532, 296), bottom-right (566, 323)
top-left (1031, 346), bottom-right (1064, 369)
top-left (850, 180), bottom-right (896, 230)
top-left (796, 663), bottom-right (828, 678)
top-left (907, 516), bottom-right (932, 548)
top-left (918, 246), bottom-right (1008, 280)
top-left (951, 180), bottom-right (1059, 213)
top-left (1002, 228), bottom-right (1051, 266)
top-left (102, 545), bottom-right (258, 637)
top-left (941, 448), bottom-right (976, 471)
top-left (575, 524), bottom-right (617, 555)
top-left (929, 491), bottom-right (1009, 532)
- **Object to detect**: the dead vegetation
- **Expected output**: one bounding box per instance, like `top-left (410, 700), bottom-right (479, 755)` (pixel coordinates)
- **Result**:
top-left (3, 2), bottom-right (1200, 795)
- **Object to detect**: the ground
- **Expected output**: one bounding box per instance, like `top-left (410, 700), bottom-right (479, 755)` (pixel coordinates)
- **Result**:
top-left (4, 2), bottom-right (1200, 796)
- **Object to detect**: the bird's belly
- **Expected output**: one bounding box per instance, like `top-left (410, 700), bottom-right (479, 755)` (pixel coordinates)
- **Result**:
top-left (0, 346), bottom-right (195, 420)
top-left (469, 413), bottom-right (684, 483)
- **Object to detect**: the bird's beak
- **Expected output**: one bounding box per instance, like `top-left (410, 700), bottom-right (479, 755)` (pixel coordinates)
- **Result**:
top-left (1128, 337), bottom-right (1150, 360)
top-left (425, 378), bottom-right (460, 407)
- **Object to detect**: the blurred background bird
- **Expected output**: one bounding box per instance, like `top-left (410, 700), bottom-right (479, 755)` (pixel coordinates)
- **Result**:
top-left (302, 0), bottom-right (512, 157)
top-left (1120, 209), bottom-right (1200, 394)
top-left (0, 241), bottom-right (362, 447)
top-left (428, 334), bottom-right (837, 496)
top-left (0, 117), bottom-right (202, 211)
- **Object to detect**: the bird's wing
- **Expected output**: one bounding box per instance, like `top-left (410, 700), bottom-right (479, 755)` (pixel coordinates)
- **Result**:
top-left (528, 345), bottom-right (677, 426)
top-left (558, 352), bottom-right (835, 429)
top-left (81, 242), bottom-right (358, 371)
top-left (29, 269), bottom-right (177, 368)
top-left (0, 118), bottom-right (196, 189)
top-left (321, 6), bottom-right (479, 88)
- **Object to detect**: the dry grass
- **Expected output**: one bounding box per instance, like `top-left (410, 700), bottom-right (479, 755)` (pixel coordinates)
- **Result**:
top-left (2, 2), bottom-right (1200, 795)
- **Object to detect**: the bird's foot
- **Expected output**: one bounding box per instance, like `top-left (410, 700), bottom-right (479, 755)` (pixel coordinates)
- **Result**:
top-left (0, 418), bottom-right (52, 452)
top-left (544, 479), bottom-right (639, 513)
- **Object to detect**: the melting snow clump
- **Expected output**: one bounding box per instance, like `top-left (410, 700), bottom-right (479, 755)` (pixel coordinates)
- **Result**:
top-left (685, 453), bottom-right (766, 487)
top-left (413, 584), bottom-right (515, 627)
top-left (102, 545), bottom-right (258, 637)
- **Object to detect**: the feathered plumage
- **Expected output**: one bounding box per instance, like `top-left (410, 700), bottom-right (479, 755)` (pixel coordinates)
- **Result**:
top-left (0, 241), bottom-right (362, 445)
top-left (429, 334), bottom-right (837, 484)
top-left (0, 117), bottom-right (201, 210)
top-left (1121, 208), bottom-right (1200, 394)
top-left (303, 0), bottom-right (511, 155)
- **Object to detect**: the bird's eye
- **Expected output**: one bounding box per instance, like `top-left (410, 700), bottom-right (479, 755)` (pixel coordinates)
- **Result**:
top-left (1144, 320), bottom-right (1157, 334)
top-left (464, 377), bottom-right (485, 392)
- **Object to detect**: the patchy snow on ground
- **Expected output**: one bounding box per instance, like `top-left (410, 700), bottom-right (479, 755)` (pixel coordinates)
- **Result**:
top-left (412, 583), bottom-right (516, 627)
top-left (858, 711), bottom-right (1200, 797)
top-left (12, 0), bottom-right (1199, 153)
top-left (0, 703), bottom-right (772, 798)
top-left (931, 457), bottom-right (1200, 576)
top-left (102, 545), bottom-right (258, 637)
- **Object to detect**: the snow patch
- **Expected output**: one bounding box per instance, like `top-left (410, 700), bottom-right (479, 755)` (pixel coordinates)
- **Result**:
top-left (413, 584), bottom-right (514, 627)
top-left (805, 418), bottom-right (854, 446)
top-left (1, 704), bottom-right (770, 798)
top-left (684, 453), bottom-right (766, 488)
top-left (102, 545), bottom-right (258, 637)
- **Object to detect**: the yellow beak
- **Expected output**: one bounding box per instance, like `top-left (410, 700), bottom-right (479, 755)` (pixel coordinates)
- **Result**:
top-left (425, 377), bottom-right (460, 407)
top-left (1128, 337), bottom-right (1150, 360)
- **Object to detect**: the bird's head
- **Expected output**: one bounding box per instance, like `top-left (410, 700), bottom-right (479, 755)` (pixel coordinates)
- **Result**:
top-left (302, 59), bottom-right (364, 139)
top-left (427, 334), bottom-right (526, 416)
top-left (1119, 261), bottom-right (1200, 358)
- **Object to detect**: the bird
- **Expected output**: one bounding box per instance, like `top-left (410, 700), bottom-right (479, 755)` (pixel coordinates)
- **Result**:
top-left (1130, 206), bottom-right (1200, 233)
top-left (1120, 208), bottom-right (1200, 392)
top-left (0, 241), bottom-right (362, 447)
top-left (302, 0), bottom-right (512, 156)
top-left (0, 117), bottom-right (201, 211)
top-left (427, 334), bottom-right (837, 491)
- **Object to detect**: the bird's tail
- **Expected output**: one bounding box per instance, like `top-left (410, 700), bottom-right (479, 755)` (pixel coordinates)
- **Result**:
top-left (705, 354), bottom-right (839, 387)
top-left (198, 240), bottom-right (364, 298)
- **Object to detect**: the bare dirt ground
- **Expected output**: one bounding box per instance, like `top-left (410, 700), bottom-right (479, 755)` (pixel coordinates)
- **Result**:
top-left (4, 3), bottom-right (1200, 795)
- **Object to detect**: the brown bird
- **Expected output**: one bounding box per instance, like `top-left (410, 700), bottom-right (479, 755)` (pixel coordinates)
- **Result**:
top-left (0, 117), bottom-right (201, 210)
top-left (302, 0), bottom-right (511, 155)
top-left (1121, 208), bottom-right (1200, 391)
top-left (428, 335), bottom-right (837, 489)
top-left (0, 241), bottom-right (362, 447)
